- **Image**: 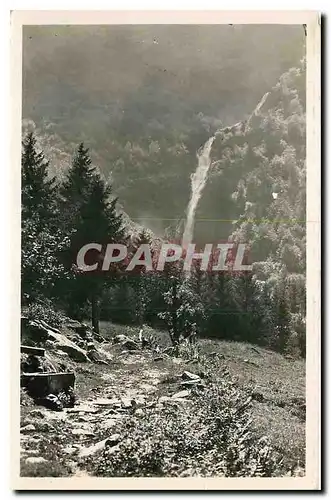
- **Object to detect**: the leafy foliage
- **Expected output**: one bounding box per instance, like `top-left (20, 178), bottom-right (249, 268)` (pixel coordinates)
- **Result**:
top-left (94, 374), bottom-right (282, 477)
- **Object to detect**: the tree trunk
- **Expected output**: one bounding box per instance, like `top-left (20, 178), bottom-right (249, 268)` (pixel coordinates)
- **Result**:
top-left (91, 293), bottom-right (100, 334)
top-left (171, 280), bottom-right (179, 345)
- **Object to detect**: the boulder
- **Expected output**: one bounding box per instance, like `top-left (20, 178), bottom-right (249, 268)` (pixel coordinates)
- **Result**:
top-left (123, 339), bottom-right (140, 351)
top-left (28, 409), bottom-right (45, 419)
top-left (172, 390), bottom-right (190, 399)
top-left (78, 438), bottom-right (108, 458)
top-left (113, 334), bottom-right (128, 344)
top-left (22, 319), bottom-right (89, 362)
top-left (21, 372), bottom-right (75, 400)
top-left (21, 345), bottom-right (45, 357)
top-left (181, 371), bottom-right (200, 381)
top-left (21, 424), bottom-right (36, 433)
top-left (25, 457), bottom-right (48, 465)
top-left (46, 329), bottom-right (89, 362)
top-left (38, 395), bottom-right (64, 411)
top-left (105, 433), bottom-right (121, 447)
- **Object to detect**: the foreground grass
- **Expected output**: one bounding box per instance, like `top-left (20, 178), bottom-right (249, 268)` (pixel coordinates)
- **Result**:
top-left (20, 321), bottom-right (305, 477)
top-left (97, 321), bottom-right (306, 471)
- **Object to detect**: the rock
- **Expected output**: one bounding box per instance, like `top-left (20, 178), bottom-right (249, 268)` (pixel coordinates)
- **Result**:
top-left (44, 340), bottom-right (56, 349)
top-left (105, 433), bottom-right (121, 447)
top-left (46, 330), bottom-right (89, 362)
top-left (94, 398), bottom-right (120, 407)
top-left (21, 354), bottom-right (58, 374)
top-left (21, 345), bottom-right (45, 357)
top-left (63, 446), bottom-right (78, 455)
top-left (23, 319), bottom-right (89, 362)
top-left (122, 339), bottom-right (140, 351)
top-left (251, 392), bottom-right (264, 402)
top-left (21, 372), bottom-right (75, 400)
top-left (25, 456), bottom-right (48, 465)
top-left (181, 371), bottom-right (200, 381)
top-left (39, 394), bottom-right (64, 411)
top-left (121, 398), bottom-right (134, 409)
top-left (35, 422), bottom-right (55, 432)
top-left (113, 334), bottom-right (128, 344)
top-left (28, 409), bottom-right (45, 419)
top-left (180, 379), bottom-right (201, 387)
top-left (67, 405), bottom-right (99, 414)
top-left (172, 390), bottom-right (190, 399)
top-left (158, 396), bottom-right (172, 403)
top-left (72, 428), bottom-right (94, 436)
top-left (78, 438), bottom-right (108, 458)
top-left (87, 349), bottom-right (109, 365)
top-left (100, 418), bottom-right (117, 430)
top-left (21, 424), bottom-right (36, 433)
top-left (65, 320), bottom-right (84, 330)
top-left (93, 333), bottom-right (106, 343)
top-left (21, 319), bottom-right (49, 344)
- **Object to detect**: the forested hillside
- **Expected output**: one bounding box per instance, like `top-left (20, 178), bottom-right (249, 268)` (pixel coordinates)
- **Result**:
top-left (21, 57), bottom-right (306, 357)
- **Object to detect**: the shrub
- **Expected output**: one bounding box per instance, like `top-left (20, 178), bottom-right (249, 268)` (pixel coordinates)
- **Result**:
top-left (24, 301), bottom-right (67, 329)
top-left (94, 373), bottom-right (283, 478)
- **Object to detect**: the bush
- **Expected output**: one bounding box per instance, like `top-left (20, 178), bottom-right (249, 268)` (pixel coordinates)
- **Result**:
top-left (24, 301), bottom-right (67, 329)
top-left (94, 373), bottom-right (283, 478)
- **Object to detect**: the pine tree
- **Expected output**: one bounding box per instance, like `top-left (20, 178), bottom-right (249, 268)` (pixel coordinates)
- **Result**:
top-left (61, 143), bottom-right (125, 332)
top-left (21, 133), bottom-right (68, 300)
top-left (60, 142), bottom-right (96, 231)
top-left (22, 132), bottom-right (56, 227)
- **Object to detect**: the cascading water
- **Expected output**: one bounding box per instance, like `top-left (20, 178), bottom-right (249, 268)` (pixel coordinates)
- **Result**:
top-left (181, 92), bottom-right (270, 248)
top-left (182, 136), bottom-right (215, 247)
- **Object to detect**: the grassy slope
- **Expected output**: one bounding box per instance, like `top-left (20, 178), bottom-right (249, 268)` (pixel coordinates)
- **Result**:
top-left (20, 322), bottom-right (305, 477)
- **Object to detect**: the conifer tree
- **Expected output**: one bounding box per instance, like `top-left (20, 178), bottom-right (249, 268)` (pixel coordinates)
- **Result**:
top-left (61, 143), bottom-right (125, 332)
top-left (22, 132), bottom-right (56, 227)
top-left (21, 133), bottom-right (68, 300)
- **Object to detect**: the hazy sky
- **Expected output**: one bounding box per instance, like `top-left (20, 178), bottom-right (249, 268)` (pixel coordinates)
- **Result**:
top-left (23, 25), bottom-right (305, 132)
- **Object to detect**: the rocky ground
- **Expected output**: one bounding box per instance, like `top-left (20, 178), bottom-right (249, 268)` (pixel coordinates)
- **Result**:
top-left (20, 318), bottom-right (306, 478)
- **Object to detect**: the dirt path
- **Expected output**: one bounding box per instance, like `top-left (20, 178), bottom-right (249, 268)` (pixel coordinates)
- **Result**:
top-left (20, 346), bottom-right (193, 476)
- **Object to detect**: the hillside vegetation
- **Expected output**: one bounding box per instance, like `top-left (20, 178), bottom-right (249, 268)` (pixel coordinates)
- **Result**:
top-left (21, 319), bottom-right (305, 478)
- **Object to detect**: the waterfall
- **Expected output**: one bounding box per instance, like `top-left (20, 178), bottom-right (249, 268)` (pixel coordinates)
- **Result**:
top-left (182, 136), bottom-right (215, 247)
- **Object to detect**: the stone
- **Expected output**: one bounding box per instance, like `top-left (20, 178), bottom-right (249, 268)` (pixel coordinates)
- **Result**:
top-left (46, 330), bottom-right (89, 362)
top-left (121, 398), bottom-right (134, 409)
top-left (180, 379), bottom-right (201, 387)
top-left (87, 349), bottom-right (109, 365)
top-left (67, 405), bottom-right (99, 414)
top-left (21, 372), bottom-right (75, 399)
top-left (63, 446), bottom-right (78, 455)
top-left (21, 345), bottom-right (45, 357)
top-left (94, 398), bottom-right (120, 407)
top-left (21, 424), bottom-right (36, 433)
top-left (78, 438), bottom-right (108, 458)
top-left (22, 319), bottom-right (89, 362)
top-left (35, 422), bottom-right (55, 432)
top-left (25, 456), bottom-right (48, 465)
top-left (113, 334), bottom-right (128, 344)
top-left (181, 371), bottom-right (200, 381)
top-left (40, 394), bottom-right (64, 411)
top-left (172, 390), bottom-right (190, 399)
top-left (28, 409), bottom-right (45, 419)
top-left (72, 428), bottom-right (94, 436)
top-left (100, 418), bottom-right (117, 430)
top-left (122, 339), bottom-right (140, 351)
top-left (105, 433), bottom-right (121, 447)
